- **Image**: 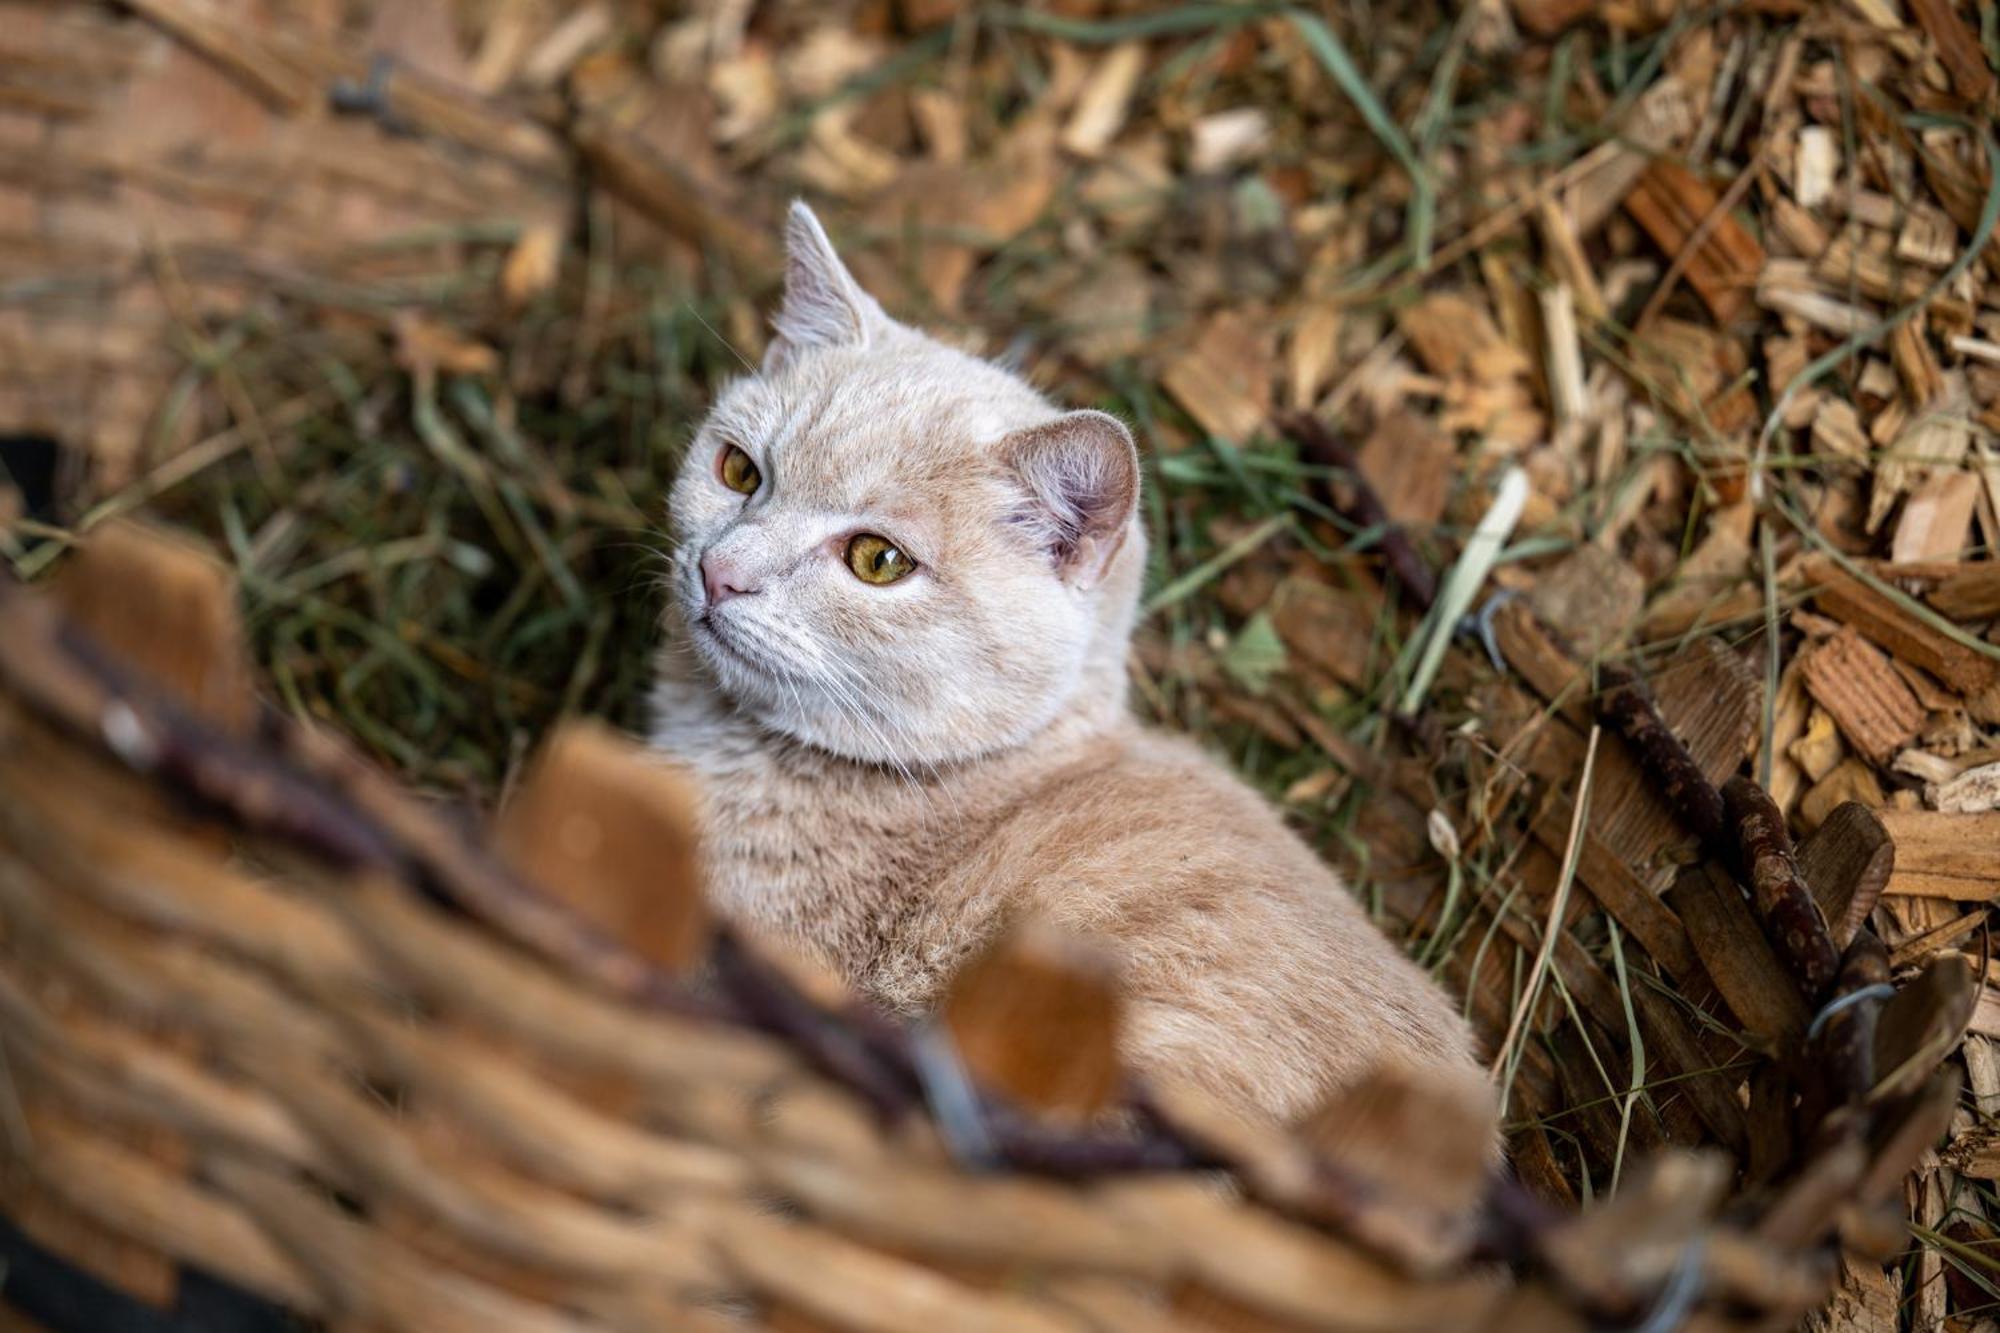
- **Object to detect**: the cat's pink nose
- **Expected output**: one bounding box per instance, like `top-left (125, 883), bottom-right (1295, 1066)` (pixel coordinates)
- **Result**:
top-left (700, 552), bottom-right (757, 607)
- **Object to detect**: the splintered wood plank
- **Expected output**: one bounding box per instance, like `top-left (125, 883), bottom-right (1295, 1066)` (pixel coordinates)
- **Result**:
top-left (1795, 802), bottom-right (1895, 948)
top-left (1664, 864), bottom-right (1811, 1046)
top-left (1592, 636), bottom-right (1762, 886)
top-left (1876, 810), bottom-right (2000, 901)
top-left (1622, 160), bottom-right (1763, 322)
top-left (1798, 626), bottom-right (1923, 766)
top-left (1805, 555), bottom-right (2000, 696)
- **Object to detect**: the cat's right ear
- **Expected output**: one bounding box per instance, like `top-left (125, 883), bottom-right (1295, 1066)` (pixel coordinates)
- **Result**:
top-left (1001, 411), bottom-right (1141, 590)
top-left (764, 201), bottom-right (888, 374)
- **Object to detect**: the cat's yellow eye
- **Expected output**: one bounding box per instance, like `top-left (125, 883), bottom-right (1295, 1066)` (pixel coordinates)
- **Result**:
top-left (718, 444), bottom-right (761, 495)
top-left (845, 533), bottom-right (914, 585)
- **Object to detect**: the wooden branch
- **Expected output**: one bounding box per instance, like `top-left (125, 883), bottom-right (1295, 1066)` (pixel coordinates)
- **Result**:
top-left (1595, 665), bottom-right (1727, 851)
top-left (1722, 777), bottom-right (1842, 1003)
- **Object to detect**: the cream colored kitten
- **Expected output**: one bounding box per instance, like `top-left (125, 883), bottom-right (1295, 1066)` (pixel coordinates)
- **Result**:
top-left (650, 202), bottom-right (1485, 1123)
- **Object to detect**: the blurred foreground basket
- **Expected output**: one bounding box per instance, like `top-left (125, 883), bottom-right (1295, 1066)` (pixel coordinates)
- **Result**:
top-left (0, 525), bottom-right (1969, 1331)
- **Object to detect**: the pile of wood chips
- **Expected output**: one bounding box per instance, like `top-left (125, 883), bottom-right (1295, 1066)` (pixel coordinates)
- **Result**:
top-left (6, 0), bottom-right (2000, 1328)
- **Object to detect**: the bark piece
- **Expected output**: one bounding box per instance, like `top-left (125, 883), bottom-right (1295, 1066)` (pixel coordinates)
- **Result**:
top-left (1794, 802), bottom-right (1896, 950)
top-left (1723, 776), bottom-right (1841, 1002)
top-left (1664, 863), bottom-right (1811, 1046)
top-left (1798, 626), bottom-right (1923, 766)
top-left (1623, 160), bottom-right (1763, 322)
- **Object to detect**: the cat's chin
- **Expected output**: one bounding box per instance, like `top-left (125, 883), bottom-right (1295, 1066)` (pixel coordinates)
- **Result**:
top-left (684, 613), bottom-right (901, 765)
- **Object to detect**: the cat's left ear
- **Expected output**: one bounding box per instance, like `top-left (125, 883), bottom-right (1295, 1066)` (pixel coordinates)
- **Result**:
top-left (1001, 411), bottom-right (1140, 589)
top-left (765, 200), bottom-right (889, 373)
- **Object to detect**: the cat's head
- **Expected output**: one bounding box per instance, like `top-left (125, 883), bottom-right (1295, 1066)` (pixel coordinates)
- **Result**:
top-left (663, 202), bottom-right (1144, 767)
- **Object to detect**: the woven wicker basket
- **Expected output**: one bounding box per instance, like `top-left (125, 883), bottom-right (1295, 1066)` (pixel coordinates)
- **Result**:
top-left (0, 524), bottom-right (1962, 1332)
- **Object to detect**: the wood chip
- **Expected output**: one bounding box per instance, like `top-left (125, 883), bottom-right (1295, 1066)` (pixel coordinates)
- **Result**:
top-left (1806, 555), bottom-right (2000, 697)
top-left (1795, 801), bottom-right (1895, 949)
top-left (1060, 44), bottom-right (1146, 159)
top-left (1878, 811), bottom-right (2000, 902)
top-left (1162, 312), bottom-right (1273, 442)
top-left (1794, 127), bottom-right (1837, 210)
top-left (1787, 707), bottom-right (1844, 783)
top-left (1623, 160), bottom-right (1763, 322)
top-left (1809, 398), bottom-right (1869, 462)
top-left (1526, 545), bottom-right (1644, 660)
top-left (1891, 471), bottom-right (1981, 563)
top-left (1800, 759), bottom-right (1888, 831)
top-left (1929, 760), bottom-right (2000, 815)
top-left (1799, 626), bottom-right (1924, 767)
top-left (1356, 411), bottom-right (1454, 527)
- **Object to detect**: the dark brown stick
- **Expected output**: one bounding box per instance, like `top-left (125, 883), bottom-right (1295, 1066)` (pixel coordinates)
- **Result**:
top-left (1722, 776), bottom-right (1843, 1003)
top-left (1275, 411), bottom-right (1438, 611)
top-left (1594, 664), bottom-right (1728, 851)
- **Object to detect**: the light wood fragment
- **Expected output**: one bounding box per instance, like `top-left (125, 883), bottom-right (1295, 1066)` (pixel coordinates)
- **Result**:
top-left (1891, 471), bottom-right (1981, 563)
top-left (1809, 398), bottom-right (1869, 462)
top-left (1794, 127), bottom-right (1836, 209)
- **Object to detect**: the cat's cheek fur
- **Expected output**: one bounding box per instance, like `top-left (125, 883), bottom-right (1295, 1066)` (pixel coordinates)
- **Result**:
top-left (649, 201), bottom-right (1490, 1128)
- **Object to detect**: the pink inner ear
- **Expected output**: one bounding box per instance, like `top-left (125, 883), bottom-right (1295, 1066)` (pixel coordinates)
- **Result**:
top-left (1004, 411), bottom-right (1139, 584)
